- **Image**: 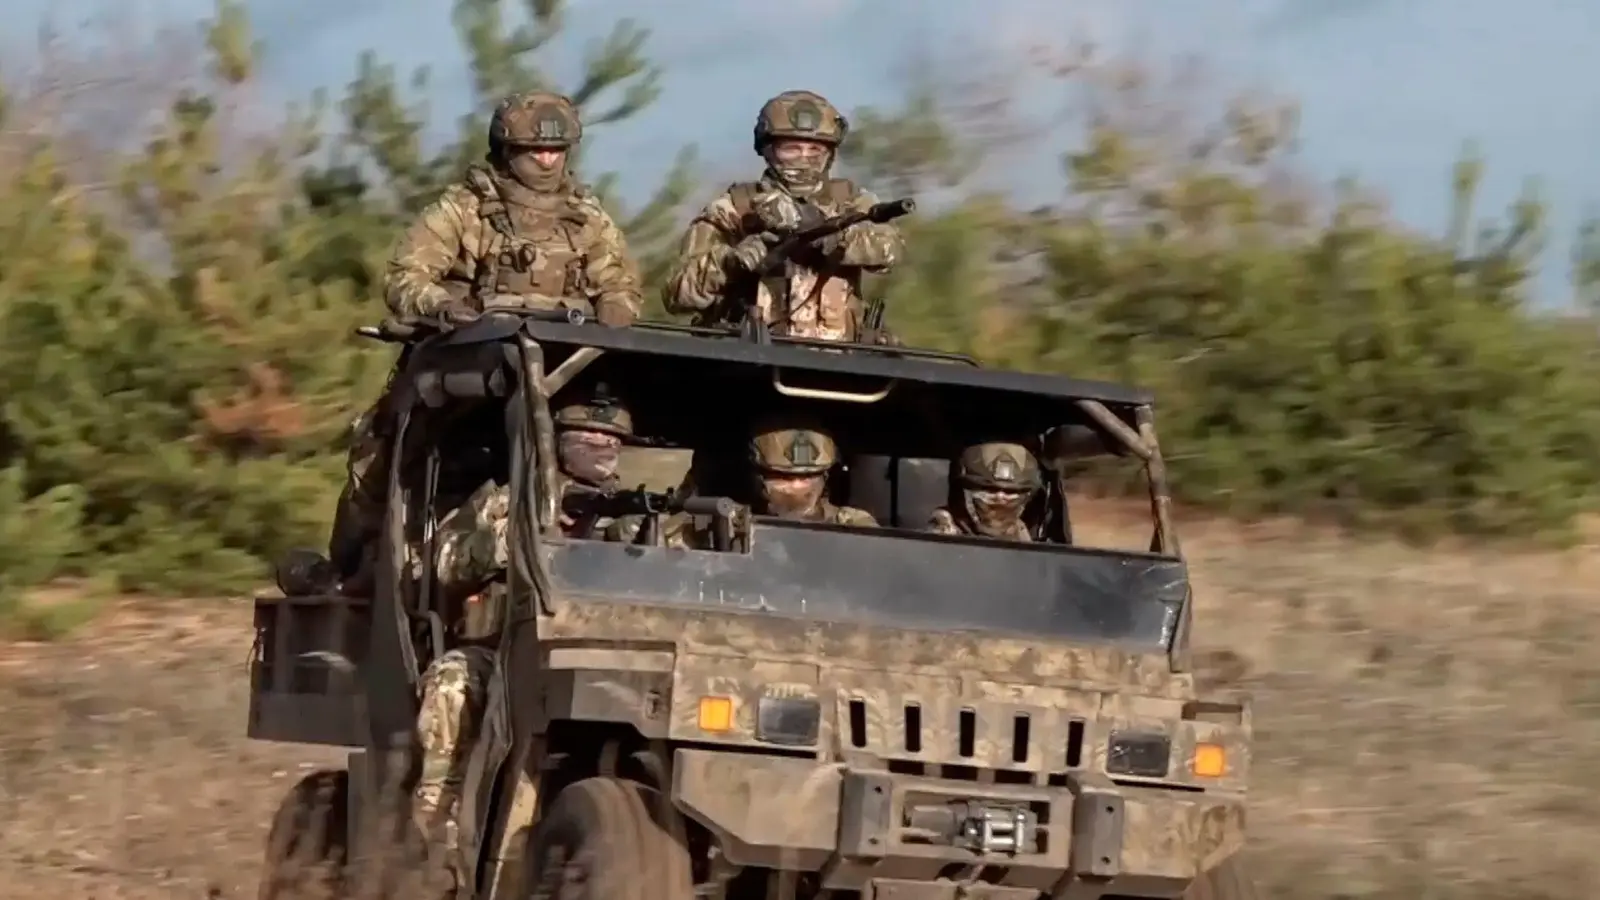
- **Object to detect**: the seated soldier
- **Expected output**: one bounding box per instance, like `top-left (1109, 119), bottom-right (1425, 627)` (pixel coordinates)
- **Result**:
top-left (421, 390), bottom-right (636, 597)
top-left (926, 441), bottom-right (1042, 541)
top-left (407, 391), bottom-right (634, 866)
top-left (608, 414), bottom-right (876, 547)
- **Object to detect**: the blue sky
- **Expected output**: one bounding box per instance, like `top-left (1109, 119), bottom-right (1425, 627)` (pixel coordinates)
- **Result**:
top-left (10, 0), bottom-right (1599, 303)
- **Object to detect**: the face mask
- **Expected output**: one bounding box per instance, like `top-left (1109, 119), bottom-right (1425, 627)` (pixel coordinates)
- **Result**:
top-left (963, 489), bottom-right (1030, 537)
top-left (763, 142), bottom-right (830, 195)
top-left (558, 431), bottom-right (621, 485)
top-left (757, 473), bottom-right (826, 518)
top-left (507, 149), bottom-right (566, 192)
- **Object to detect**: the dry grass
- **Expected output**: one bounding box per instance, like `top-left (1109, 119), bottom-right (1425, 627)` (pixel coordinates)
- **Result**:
top-left (0, 600), bottom-right (343, 898)
top-left (1074, 498), bottom-right (1600, 900)
top-left (3, 495), bottom-right (1598, 898)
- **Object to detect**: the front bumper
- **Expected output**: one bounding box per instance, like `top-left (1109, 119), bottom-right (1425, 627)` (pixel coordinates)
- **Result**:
top-left (671, 749), bottom-right (1246, 898)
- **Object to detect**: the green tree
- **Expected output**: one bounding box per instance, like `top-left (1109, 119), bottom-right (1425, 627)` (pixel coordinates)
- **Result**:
top-left (331, 0), bottom-right (697, 268)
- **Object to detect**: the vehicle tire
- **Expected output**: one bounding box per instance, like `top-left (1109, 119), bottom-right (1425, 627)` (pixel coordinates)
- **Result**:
top-left (1182, 856), bottom-right (1262, 900)
top-left (521, 776), bottom-right (694, 900)
top-left (258, 768), bottom-right (350, 900)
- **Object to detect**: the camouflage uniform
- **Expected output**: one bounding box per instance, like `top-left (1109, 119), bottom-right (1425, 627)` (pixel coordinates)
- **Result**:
top-left (410, 394), bottom-right (633, 866)
top-left (422, 393), bottom-right (636, 597)
top-left (332, 92), bottom-right (641, 583)
top-left (927, 442), bottom-right (1042, 541)
top-left (662, 91), bottom-right (903, 342)
top-left (412, 645), bottom-right (494, 870)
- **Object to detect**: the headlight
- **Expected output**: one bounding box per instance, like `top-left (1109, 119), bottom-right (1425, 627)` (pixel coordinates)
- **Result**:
top-left (755, 696), bottom-right (821, 747)
top-left (1106, 731), bottom-right (1171, 777)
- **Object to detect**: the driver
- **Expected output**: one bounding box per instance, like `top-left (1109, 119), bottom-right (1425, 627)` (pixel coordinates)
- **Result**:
top-left (427, 390), bottom-right (636, 596)
top-left (926, 442), bottom-right (1042, 541)
top-left (662, 90), bottom-right (903, 343)
top-left (409, 391), bottom-right (635, 880)
top-left (330, 91), bottom-right (642, 592)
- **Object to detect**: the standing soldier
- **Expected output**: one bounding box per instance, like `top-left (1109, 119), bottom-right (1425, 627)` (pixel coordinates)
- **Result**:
top-left (662, 90), bottom-right (904, 342)
top-left (926, 442), bottom-right (1043, 541)
top-left (328, 91), bottom-right (643, 590)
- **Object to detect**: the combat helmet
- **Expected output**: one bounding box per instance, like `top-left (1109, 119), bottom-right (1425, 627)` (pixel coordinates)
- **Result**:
top-left (753, 90), bottom-right (849, 153)
top-left (749, 420), bottom-right (839, 475)
top-left (955, 442), bottom-right (1042, 492)
top-left (489, 91), bottom-right (582, 155)
top-left (553, 384), bottom-right (633, 439)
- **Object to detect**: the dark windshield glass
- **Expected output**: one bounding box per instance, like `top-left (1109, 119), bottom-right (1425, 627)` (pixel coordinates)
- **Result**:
top-left (547, 519), bottom-right (1185, 650)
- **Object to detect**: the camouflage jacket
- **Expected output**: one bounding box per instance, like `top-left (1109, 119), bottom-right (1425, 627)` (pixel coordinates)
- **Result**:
top-left (662, 174), bottom-right (903, 341)
top-left (428, 475), bottom-right (621, 598)
top-left (384, 166), bottom-right (642, 322)
top-left (607, 500), bottom-right (878, 548)
top-left (926, 507), bottom-right (1032, 542)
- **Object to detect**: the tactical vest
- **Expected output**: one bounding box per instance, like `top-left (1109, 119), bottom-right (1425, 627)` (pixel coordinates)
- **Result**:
top-left (723, 178), bottom-right (862, 339)
top-left (463, 167), bottom-right (594, 304)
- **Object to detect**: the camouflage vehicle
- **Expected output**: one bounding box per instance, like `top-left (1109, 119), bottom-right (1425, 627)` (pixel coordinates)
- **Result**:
top-left (248, 248), bottom-right (1256, 900)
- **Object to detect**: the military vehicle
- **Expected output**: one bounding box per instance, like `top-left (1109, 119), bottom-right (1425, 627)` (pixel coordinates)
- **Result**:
top-left (248, 240), bottom-right (1256, 900)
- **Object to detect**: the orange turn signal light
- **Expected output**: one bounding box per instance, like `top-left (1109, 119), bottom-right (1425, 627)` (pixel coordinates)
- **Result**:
top-left (1192, 743), bottom-right (1227, 777)
top-left (697, 696), bottom-right (734, 733)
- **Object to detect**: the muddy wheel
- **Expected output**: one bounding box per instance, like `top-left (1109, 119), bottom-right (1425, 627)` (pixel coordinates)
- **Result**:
top-left (258, 769), bottom-right (350, 900)
top-left (1183, 856), bottom-right (1262, 900)
top-left (521, 776), bottom-right (693, 900)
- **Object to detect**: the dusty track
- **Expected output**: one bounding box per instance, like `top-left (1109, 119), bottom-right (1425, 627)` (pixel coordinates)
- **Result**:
top-left (3, 499), bottom-right (1599, 899)
top-left (0, 600), bottom-right (342, 898)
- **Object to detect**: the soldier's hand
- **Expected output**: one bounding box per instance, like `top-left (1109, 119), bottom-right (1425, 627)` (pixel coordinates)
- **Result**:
top-left (729, 234), bottom-right (770, 272)
top-left (482, 292), bottom-right (532, 309)
top-left (751, 190), bottom-right (803, 234)
top-left (594, 300), bottom-right (636, 327)
top-left (435, 298), bottom-right (481, 327)
top-left (812, 223), bottom-right (857, 258)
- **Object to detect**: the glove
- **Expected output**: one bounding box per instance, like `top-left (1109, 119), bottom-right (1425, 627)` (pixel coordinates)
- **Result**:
top-left (728, 234), bottom-right (770, 272)
top-left (594, 299), bottom-right (637, 327)
top-left (435, 297), bottom-right (481, 327)
top-left (751, 190), bottom-right (803, 234)
top-left (812, 223), bottom-right (858, 258)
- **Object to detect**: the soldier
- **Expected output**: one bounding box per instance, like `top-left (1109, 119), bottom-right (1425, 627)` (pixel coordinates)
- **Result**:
top-left (608, 415), bottom-right (876, 547)
top-left (426, 392), bottom-right (635, 597)
top-left (330, 91), bottom-right (642, 590)
top-left (747, 417), bottom-right (878, 525)
top-left (926, 442), bottom-right (1042, 541)
top-left (409, 392), bottom-right (635, 877)
top-left (662, 90), bottom-right (904, 342)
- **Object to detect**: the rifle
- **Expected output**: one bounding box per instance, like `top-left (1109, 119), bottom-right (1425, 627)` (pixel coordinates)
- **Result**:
top-left (561, 483), bottom-right (739, 541)
top-left (741, 198), bottom-right (916, 343)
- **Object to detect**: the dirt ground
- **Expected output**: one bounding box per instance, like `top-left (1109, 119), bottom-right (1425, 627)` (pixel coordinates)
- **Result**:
top-left (3, 499), bottom-right (1599, 899)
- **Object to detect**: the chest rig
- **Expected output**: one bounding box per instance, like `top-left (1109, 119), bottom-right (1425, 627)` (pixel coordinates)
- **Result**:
top-left (726, 178), bottom-right (859, 337)
top-left (464, 167), bottom-right (593, 303)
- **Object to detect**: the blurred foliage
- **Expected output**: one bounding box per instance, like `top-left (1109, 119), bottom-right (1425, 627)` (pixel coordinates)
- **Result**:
top-left (0, 1), bottom-right (1597, 608)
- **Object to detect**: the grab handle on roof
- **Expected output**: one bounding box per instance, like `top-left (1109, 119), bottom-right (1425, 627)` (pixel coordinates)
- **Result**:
top-left (770, 369), bottom-right (895, 404)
